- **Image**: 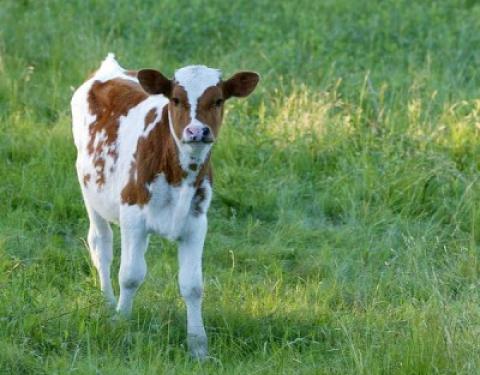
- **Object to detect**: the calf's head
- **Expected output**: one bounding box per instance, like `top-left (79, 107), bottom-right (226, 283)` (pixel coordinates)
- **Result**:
top-left (138, 66), bottom-right (259, 148)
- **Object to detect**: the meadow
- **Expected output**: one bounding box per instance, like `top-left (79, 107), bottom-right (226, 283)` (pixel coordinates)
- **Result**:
top-left (1, 0), bottom-right (479, 373)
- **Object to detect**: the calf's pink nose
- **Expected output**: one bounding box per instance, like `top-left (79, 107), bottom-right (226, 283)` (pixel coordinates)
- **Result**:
top-left (184, 126), bottom-right (212, 142)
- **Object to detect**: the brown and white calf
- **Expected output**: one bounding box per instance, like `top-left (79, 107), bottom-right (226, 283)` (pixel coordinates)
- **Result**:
top-left (71, 53), bottom-right (259, 358)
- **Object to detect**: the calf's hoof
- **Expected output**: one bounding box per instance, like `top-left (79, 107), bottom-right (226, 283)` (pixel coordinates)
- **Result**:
top-left (107, 313), bottom-right (130, 328)
top-left (188, 333), bottom-right (208, 360)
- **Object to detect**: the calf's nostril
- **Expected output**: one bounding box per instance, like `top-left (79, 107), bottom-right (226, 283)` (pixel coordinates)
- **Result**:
top-left (202, 128), bottom-right (210, 136)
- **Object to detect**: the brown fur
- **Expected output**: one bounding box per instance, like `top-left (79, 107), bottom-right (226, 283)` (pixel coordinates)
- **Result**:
top-left (196, 85), bottom-right (225, 138)
top-left (191, 160), bottom-right (213, 216)
top-left (169, 85), bottom-right (191, 139)
top-left (194, 155), bottom-right (212, 188)
top-left (87, 79), bottom-right (148, 187)
top-left (121, 107), bottom-right (183, 205)
top-left (83, 174), bottom-right (91, 187)
top-left (221, 72), bottom-right (260, 99)
top-left (192, 160), bottom-right (213, 216)
top-left (192, 187), bottom-right (207, 216)
top-left (144, 108), bottom-right (157, 130)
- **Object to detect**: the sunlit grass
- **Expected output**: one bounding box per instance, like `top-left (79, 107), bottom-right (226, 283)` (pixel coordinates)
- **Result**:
top-left (1, 0), bottom-right (480, 373)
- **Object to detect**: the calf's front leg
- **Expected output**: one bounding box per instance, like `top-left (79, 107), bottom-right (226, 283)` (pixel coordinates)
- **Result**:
top-left (117, 208), bottom-right (149, 316)
top-left (178, 214), bottom-right (208, 359)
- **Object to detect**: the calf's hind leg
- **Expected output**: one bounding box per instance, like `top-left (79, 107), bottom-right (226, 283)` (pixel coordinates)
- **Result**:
top-left (86, 205), bottom-right (116, 306)
top-left (116, 209), bottom-right (149, 316)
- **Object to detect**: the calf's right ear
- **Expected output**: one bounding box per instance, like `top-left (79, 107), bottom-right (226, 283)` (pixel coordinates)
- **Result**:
top-left (222, 71), bottom-right (260, 99)
top-left (138, 69), bottom-right (172, 97)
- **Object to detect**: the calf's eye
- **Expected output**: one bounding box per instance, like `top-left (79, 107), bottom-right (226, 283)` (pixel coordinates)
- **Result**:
top-left (172, 98), bottom-right (180, 106)
top-left (215, 99), bottom-right (223, 107)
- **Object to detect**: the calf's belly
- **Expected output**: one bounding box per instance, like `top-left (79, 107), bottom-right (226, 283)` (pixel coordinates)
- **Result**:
top-left (82, 185), bottom-right (121, 223)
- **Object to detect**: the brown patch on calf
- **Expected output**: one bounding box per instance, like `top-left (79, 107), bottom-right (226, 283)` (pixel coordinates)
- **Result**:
top-left (196, 85), bottom-right (225, 138)
top-left (144, 108), bottom-right (157, 130)
top-left (192, 164), bottom-right (213, 216)
top-left (83, 174), bottom-right (91, 186)
top-left (168, 85), bottom-right (191, 140)
top-left (87, 78), bottom-right (148, 187)
top-left (192, 162), bottom-right (213, 216)
top-left (121, 106), bottom-right (213, 206)
top-left (194, 155), bottom-right (213, 188)
top-left (121, 106), bottom-right (187, 205)
top-left (94, 158), bottom-right (106, 186)
top-left (192, 187), bottom-right (207, 216)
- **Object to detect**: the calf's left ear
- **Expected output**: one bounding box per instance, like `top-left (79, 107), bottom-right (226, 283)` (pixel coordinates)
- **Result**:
top-left (138, 69), bottom-right (172, 97)
top-left (222, 72), bottom-right (260, 99)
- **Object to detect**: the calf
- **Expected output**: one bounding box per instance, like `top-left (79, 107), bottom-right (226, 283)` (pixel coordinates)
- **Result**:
top-left (71, 53), bottom-right (259, 358)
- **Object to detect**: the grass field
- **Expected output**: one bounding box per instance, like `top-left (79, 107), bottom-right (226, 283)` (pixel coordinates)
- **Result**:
top-left (1, 0), bottom-right (480, 373)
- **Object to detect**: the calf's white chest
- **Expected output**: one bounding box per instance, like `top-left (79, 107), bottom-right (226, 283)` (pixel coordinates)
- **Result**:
top-left (140, 174), bottom-right (209, 240)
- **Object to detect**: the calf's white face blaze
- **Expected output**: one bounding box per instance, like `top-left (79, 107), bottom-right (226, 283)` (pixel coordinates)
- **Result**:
top-left (71, 53), bottom-right (259, 360)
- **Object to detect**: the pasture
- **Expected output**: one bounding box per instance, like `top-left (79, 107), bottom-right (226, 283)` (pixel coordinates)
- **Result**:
top-left (1, 0), bottom-right (479, 373)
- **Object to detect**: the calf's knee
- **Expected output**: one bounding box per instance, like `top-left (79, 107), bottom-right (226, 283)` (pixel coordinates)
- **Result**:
top-left (180, 284), bottom-right (203, 300)
top-left (120, 267), bottom-right (146, 291)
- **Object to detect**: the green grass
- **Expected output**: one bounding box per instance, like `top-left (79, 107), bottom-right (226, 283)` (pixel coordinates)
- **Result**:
top-left (1, 0), bottom-right (480, 373)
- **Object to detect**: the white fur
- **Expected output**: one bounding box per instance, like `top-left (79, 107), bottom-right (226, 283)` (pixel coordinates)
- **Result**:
top-left (174, 65), bottom-right (221, 116)
top-left (72, 54), bottom-right (213, 358)
top-left (94, 53), bottom-right (137, 83)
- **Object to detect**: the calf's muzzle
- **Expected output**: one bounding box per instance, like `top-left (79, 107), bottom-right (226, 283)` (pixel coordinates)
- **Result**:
top-left (183, 125), bottom-right (213, 143)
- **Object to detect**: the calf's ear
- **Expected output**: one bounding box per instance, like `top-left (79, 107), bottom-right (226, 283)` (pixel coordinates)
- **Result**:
top-left (138, 69), bottom-right (172, 97)
top-left (222, 71), bottom-right (260, 99)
